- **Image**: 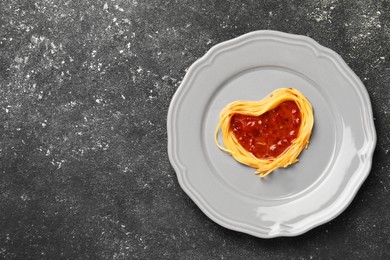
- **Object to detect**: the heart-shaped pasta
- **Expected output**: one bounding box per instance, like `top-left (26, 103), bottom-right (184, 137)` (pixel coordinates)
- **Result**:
top-left (214, 88), bottom-right (314, 177)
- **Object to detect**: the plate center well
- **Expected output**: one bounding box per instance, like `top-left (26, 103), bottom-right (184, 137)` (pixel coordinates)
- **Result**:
top-left (203, 66), bottom-right (337, 200)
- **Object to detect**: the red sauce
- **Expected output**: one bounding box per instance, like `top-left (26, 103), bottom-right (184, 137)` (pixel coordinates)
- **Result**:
top-left (231, 101), bottom-right (301, 159)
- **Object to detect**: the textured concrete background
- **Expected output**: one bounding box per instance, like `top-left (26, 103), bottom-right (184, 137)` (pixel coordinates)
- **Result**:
top-left (1, 0), bottom-right (389, 259)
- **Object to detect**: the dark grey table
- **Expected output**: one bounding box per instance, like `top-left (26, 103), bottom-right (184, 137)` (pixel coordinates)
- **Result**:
top-left (1, 0), bottom-right (389, 259)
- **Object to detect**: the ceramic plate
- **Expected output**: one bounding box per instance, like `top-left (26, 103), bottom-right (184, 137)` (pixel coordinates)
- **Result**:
top-left (167, 30), bottom-right (376, 238)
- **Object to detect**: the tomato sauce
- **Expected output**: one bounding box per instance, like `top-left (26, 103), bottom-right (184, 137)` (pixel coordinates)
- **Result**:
top-left (231, 101), bottom-right (301, 159)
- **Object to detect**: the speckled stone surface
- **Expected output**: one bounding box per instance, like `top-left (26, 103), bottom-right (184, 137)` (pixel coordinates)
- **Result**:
top-left (1, 0), bottom-right (389, 259)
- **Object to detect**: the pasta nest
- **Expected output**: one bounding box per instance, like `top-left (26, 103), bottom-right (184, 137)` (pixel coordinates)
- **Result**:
top-left (214, 88), bottom-right (314, 177)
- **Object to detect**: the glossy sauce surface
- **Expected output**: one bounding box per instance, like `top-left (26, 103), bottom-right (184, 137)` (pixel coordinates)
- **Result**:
top-left (231, 101), bottom-right (301, 159)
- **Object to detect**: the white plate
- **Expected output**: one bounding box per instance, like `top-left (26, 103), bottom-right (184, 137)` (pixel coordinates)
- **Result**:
top-left (167, 30), bottom-right (376, 238)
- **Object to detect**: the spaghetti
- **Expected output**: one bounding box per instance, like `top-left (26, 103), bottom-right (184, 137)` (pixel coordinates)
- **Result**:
top-left (214, 88), bottom-right (314, 177)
